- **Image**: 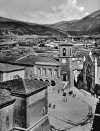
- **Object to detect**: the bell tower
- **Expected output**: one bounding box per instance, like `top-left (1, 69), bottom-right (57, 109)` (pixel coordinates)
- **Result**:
top-left (59, 43), bottom-right (73, 88)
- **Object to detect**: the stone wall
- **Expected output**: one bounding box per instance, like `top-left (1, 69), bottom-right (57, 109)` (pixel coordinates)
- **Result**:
top-left (13, 96), bottom-right (27, 128)
top-left (0, 103), bottom-right (14, 131)
top-left (27, 89), bottom-right (48, 128)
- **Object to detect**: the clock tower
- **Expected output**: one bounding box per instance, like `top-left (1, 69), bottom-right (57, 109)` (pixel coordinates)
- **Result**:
top-left (59, 43), bottom-right (73, 88)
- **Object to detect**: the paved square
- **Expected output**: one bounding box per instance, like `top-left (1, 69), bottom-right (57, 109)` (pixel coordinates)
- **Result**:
top-left (48, 86), bottom-right (97, 131)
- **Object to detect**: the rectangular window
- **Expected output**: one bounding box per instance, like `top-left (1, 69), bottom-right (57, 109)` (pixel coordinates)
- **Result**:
top-left (6, 116), bottom-right (9, 127)
top-left (10, 76), bottom-right (12, 80)
top-left (70, 47), bottom-right (72, 56)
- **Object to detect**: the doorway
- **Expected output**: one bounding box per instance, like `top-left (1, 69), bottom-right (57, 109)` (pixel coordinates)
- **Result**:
top-left (63, 74), bottom-right (66, 81)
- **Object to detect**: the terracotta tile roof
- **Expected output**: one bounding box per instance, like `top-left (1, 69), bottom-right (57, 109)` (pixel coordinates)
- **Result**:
top-left (16, 55), bottom-right (37, 65)
top-left (16, 55), bottom-right (59, 66)
top-left (36, 55), bottom-right (59, 64)
top-left (0, 63), bottom-right (25, 72)
top-left (0, 55), bottom-right (23, 63)
top-left (0, 78), bottom-right (48, 94)
top-left (0, 89), bottom-right (12, 104)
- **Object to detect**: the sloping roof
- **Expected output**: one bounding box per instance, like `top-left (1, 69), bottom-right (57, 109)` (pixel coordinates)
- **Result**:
top-left (36, 55), bottom-right (59, 65)
top-left (0, 63), bottom-right (25, 73)
top-left (0, 78), bottom-right (48, 94)
top-left (0, 89), bottom-right (12, 104)
top-left (0, 54), bottom-right (23, 63)
top-left (16, 55), bottom-right (37, 66)
top-left (86, 55), bottom-right (93, 62)
top-left (16, 55), bottom-right (59, 66)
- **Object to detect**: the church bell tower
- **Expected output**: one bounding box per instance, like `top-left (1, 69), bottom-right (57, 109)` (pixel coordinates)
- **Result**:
top-left (59, 43), bottom-right (73, 88)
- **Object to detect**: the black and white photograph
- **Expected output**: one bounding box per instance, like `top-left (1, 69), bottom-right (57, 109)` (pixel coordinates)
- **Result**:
top-left (0, 0), bottom-right (100, 131)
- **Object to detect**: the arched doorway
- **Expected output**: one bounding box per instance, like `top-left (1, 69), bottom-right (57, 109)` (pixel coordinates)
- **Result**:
top-left (51, 80), bottom-right (56, 86)
top-left (45, 79), bottom-right (49, 82)
top-left (62, 74), bottom-right (67, 81)
top-left (40, 79), bottom-right (43, 81)
top-left (34, 78), bottom-right (38, 81)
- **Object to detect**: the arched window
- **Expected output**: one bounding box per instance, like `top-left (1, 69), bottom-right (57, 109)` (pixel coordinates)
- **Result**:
top-left (48, 69), bottom-right (52, 77)
top-left (38, 68), bottom-right (41, 76)
top-left (43, 69), bottom-right (46, 76)
top-left (63, 48), bottom-right (66, 56)
top-left (54, 69), bottom-right (58, 77)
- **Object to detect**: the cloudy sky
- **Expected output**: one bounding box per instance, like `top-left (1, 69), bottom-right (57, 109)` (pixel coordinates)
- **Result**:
top-left (0, 0), bottom-right (100, 24)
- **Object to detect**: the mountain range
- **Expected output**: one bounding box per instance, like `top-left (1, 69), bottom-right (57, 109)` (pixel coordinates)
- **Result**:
top-left (0, 9), bottom-right (100, 37)
top-left (0, 17), bottom-right (66, 37)
top-left (47, 9), bottom-right (100, 36)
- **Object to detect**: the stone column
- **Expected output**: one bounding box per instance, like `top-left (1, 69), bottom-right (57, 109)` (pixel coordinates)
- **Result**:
top-left (40, 67), bottom-right (42, 76)
top-left (69, 58), bottom-right (74, 88)
top-left (83, 62), bottom-right (87, 90)
top-left (51, 68), bottom-right (54, 78)
top-left (95, 57), bottom-right (97, 84)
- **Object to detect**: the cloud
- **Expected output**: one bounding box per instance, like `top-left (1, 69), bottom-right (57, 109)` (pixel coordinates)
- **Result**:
top-left (28, 0), bottom-right (89, 24)
top-left (0, 0), bottom-right (89, 24)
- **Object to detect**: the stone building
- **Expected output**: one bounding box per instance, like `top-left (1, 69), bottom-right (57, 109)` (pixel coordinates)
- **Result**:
top-left (0, 63), bottom-right (25, 82)
top-left (83, 51), bottom-right (100, 95)
top-left (0, 89), bottom-right (15, 131)
top-left (59, 43), bottom-right (73, 87)
top-left (16, 55), bottom-right (60, 84)
top-left (0, 42), bottom-right (74, 88)
top-left (0, 78), bottom-right (50, 131)
top-left (14, 43), bottom-right (73, 87)
top-left (83, 53), bottom-right (95, 93)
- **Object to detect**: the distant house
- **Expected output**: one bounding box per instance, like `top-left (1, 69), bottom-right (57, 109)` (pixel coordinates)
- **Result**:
top-left (0, 63), bottom-right (25, 82)
top-left (0, 78), bottom-right (50, 131)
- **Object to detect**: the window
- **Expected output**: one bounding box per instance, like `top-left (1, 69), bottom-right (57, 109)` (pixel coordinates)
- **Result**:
top-left (70, 47), bottom-right (72, 56)
top-left (43, 69), bottom-right (46, 76)
top-left (63, 48), bottom-right (66, 56)
top-left (34, 66), bottom-right (37, 75)
top-left (10, 76), bottom-right (12, 80)
top-left (25, 72), bottom-right (27, 77)
top-left (6, 116), bottom-right (9, 127)
top-left (48, 69), bottom-right (52, 77)
top-left (42, 107), bottom-right (46, 116)
top-left (38, 68), bottom-right (41, 76)
top-left (54, 70), bottom-right (58, 77)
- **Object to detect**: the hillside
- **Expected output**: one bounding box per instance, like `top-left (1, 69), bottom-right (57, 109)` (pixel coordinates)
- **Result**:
top-left (48, 9), bottom-right (100, 36)
top-left (0, 9), bottom-right (100, 37)
top-left (0, 17), bottom-right (67, 37)
top-left (46, 20), bottom-right (78, 32)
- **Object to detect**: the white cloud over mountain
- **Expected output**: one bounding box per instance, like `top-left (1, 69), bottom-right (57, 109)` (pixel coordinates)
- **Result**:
top-left (0, 0), bottom-right (89, 24)
top-left (28, 0), bottom-right (89, 24)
